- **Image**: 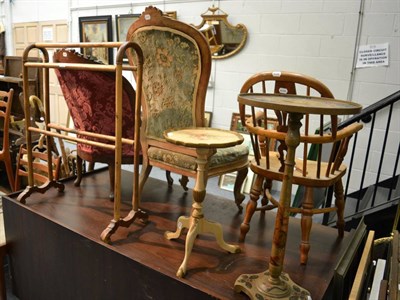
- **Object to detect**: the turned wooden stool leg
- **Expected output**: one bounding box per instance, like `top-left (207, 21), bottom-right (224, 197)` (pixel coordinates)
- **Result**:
top-left (300, 187), bottom-right (314, 264)
top-left (334, 180), bottom-right (345, 238)
top-left (239, 174), bottom-right (264, 242)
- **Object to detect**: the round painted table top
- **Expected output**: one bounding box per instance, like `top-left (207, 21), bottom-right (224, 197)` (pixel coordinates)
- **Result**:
top-left (164, 127), bottom-right (244, 149)
top-left (238, 93), bottom-right (362, 115)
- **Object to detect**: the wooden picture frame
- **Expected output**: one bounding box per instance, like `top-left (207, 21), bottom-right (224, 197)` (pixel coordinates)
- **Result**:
top-left (219, 172), bottom-right (246, 192)
top-left (204, 111), bottom-right (212, 127)
top-left (79, 15), bottom-right (113, 64)
top-left (164, 11), bottom-right (177, 19)
top-left (115, 14), bottom-right (140, 42)
top-left (231, 113), bottom-right (278, 133)
top-left (230, 113), bottom-right (249, 134)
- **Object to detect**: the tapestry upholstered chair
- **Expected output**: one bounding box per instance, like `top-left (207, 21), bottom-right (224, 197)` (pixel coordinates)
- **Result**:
top-left (53, 49), bottom-right (138, 200)
top-left (0, 88), bottom-right (15, 191)
top-left (126, 6), bottom-right (249, 210)
top-left (238, 71), bottom-right (363, 264)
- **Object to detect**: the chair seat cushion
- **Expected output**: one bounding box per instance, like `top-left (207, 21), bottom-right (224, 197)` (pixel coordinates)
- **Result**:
top-left (148, 144), bottom-right (249, 171)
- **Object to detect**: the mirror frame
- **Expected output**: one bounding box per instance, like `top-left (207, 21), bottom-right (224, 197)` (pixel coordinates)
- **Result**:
top-left (195, 6), bottom-right (248, 60)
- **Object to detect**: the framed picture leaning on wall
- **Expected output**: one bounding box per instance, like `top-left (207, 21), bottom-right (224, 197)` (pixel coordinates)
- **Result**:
top-left (219, 172), bottom-right (246, 193)
top-left (79, 15), bottom-right (113, 64)
top-left (115, 14), bottom-right (140, 42)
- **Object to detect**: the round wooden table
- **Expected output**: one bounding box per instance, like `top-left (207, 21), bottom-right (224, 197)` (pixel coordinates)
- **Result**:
top-left (163, 127), bottom-right (244, 278)
top-left (234, 93), bottom-right (362, 299)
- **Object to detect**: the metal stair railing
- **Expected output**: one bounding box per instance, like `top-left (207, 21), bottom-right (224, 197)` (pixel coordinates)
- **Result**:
top-left (323, 90), bottom-right (400, 225)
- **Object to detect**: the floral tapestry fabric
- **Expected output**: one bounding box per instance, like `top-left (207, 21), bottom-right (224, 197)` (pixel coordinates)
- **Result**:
top-left (55, 69), bottom-right (136, 161)
top-left (148, 144), bottom-right (249, 171)
top-left (129, 28), bottom-right (201, 139)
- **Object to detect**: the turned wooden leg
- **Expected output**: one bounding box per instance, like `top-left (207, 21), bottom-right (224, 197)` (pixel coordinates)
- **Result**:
top-left (239, 174), bottom-right (263, 242)
top-left (74, 155), bottom-right (83, 187)
top-left (334, 180), bottom-right (345, 238)
top-left (234, 167), bottom-right (248, 211)
top-left (300, 187), bottom-right (314, 264)
top-left (260, 179), bottom-right (273, 209)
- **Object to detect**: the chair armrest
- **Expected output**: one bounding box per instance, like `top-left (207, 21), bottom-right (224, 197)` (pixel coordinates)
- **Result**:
top-left (246, 117), bottom-right (363, 144)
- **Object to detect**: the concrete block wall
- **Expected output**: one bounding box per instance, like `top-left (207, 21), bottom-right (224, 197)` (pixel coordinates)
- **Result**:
top-left (2, 0), bottom-right (399, 194)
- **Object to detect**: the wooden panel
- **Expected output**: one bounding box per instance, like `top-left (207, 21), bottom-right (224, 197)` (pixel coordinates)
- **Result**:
top-left (49, 93), bottom-right (68, 127)
top-left (55, 23), bottom-right (68, 42)
top-left (39, 21), bottom-right (68, 42)
top-left (26, 25), bottom-right (38, 43)
top-left (3, 169), bottom-right (355, 300)
top-left (13, 22), bottom-right (39, 57)
top-left (11, 20), bottom-right (69, 127)
top-left (38, 21), bottom-right (69, 125)
top-left (13, 24), bottom-right (28, 56)
top-left (13, 26), bottom-right (25, 43)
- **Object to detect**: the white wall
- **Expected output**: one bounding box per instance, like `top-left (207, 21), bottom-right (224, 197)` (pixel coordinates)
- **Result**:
top-left (2, 0), bottom-right (398, 120)
top-left (1, 0), bottom-right (399, 192)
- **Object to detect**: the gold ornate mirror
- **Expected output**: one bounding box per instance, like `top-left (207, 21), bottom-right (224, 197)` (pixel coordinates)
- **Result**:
top-left (195, 6), bottom-right (248, 59)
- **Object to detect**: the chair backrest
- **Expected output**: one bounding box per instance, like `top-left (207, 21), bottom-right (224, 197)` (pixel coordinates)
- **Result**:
top-left (0, 88), bottom-right (14, 152)
top-left (245, 111), bottom-right (363, 186)
top-left (126, 6), bottom-right (211, 146)
top-left (14, 144), bottom-right (61, 191)
top-left (240, 71), bottom-right (335, 135)
top-left (53, 49), bottom-right (136, 162)
top-left (239, 71), bottom-right (363, 183)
